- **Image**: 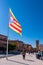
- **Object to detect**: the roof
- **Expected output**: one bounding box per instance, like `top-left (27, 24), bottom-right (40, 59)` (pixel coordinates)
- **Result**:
top-left (0, 34), bottom-right (7, 40)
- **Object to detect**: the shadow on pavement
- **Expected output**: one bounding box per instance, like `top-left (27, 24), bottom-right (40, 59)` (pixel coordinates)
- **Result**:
top-left (0, 51), bottom-right (21, 59)
top-left (25, 59), bottom-right (35, 62)
top-left (0, 54), bottom-right (15, 59)
top-left (0, 51), bottom-right (21, 58)
top-left (8, 59), bottom-right (29, 65)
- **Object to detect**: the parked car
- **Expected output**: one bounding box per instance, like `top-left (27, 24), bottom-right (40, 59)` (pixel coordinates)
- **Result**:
top-left (36, 51), bottom-right (43, 60)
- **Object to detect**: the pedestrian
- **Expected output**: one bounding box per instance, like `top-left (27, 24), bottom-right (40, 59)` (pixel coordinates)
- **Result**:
top-left (22, 48), bottom-right (26, 60)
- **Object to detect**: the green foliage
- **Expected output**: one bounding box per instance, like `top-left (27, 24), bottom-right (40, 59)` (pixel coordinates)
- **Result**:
top-left (8, 43), bottom-right (16, 50)
top-left (0, 43), bottom-right (17, 51)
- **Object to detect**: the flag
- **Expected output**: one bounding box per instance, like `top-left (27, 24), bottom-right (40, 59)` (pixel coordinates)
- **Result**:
top-left (9, 8), bottom-right (22, 35)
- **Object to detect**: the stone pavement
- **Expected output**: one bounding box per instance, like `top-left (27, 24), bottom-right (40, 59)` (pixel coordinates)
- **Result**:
top-left (0, 53), bottom-right (43, 65)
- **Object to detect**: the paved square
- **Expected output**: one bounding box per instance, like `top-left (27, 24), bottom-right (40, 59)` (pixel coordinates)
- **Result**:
top-left (0, 53), bottom-right (43, 65)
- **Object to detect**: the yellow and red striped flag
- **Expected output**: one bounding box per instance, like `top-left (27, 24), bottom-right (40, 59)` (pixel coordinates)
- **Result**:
top-left (9, 8), bottom-right (22, 35)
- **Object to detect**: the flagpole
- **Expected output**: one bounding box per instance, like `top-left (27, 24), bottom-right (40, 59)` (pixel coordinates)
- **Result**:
top-left (6, 8), bottom-right (22, 60)
top-left (6, 37), bottom-right (9, 60)
top-left (6, 9), bottom-right (9, 60)
top-left (6, 23), bottom-right (9, 60)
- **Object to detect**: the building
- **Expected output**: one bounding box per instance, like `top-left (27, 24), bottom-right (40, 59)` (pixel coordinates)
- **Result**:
top-left (0, 34), bottom-right (7, 53)
top-left (36, 40), bottom-right (43, 51)
top-left (9, 40), bottom-right (24, 51)
top-left (25, 44), bottom-right (33, 52)
top-left (0, 34), bottom-right (24, 51)
top-left (39, 44), bottom-right (43, 51)
top-left (0, 34), bottom-right (7, 47)
top-left (0, 34), bottom-right (34, 52)
top-left (36, 40), bottom-right (39, 51)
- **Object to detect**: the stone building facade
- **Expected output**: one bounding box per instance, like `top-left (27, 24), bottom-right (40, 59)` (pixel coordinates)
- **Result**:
top-left (0, 34), bottom-right (7, 47)
top-left (36, 40), bottom-right (43, 51)
top-left (0, 34), bottom-right (33, 52)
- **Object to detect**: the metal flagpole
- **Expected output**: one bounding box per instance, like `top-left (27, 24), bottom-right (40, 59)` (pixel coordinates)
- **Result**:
top-left (6, 8), bottom-right (9, 60)
top-left (6, 23), bottom-right (9, 60)
top-left (6, 36), bottom-right (9, 60)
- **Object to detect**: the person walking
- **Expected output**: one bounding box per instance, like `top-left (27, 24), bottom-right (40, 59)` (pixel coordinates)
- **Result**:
top-left (22, 48), bottom-right (26, 60)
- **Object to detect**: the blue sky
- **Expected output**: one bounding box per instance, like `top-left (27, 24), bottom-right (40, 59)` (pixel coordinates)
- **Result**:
top-left (0, 0), bottom-right (43, 47)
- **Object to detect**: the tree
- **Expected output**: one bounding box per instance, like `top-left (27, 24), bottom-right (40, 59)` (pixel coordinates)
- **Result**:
top-left (8, 43), bottom-right (16, 51)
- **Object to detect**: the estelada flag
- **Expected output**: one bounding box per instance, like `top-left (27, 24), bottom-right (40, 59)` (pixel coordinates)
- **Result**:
top-left (9, 8), bottom-right (22, 35)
